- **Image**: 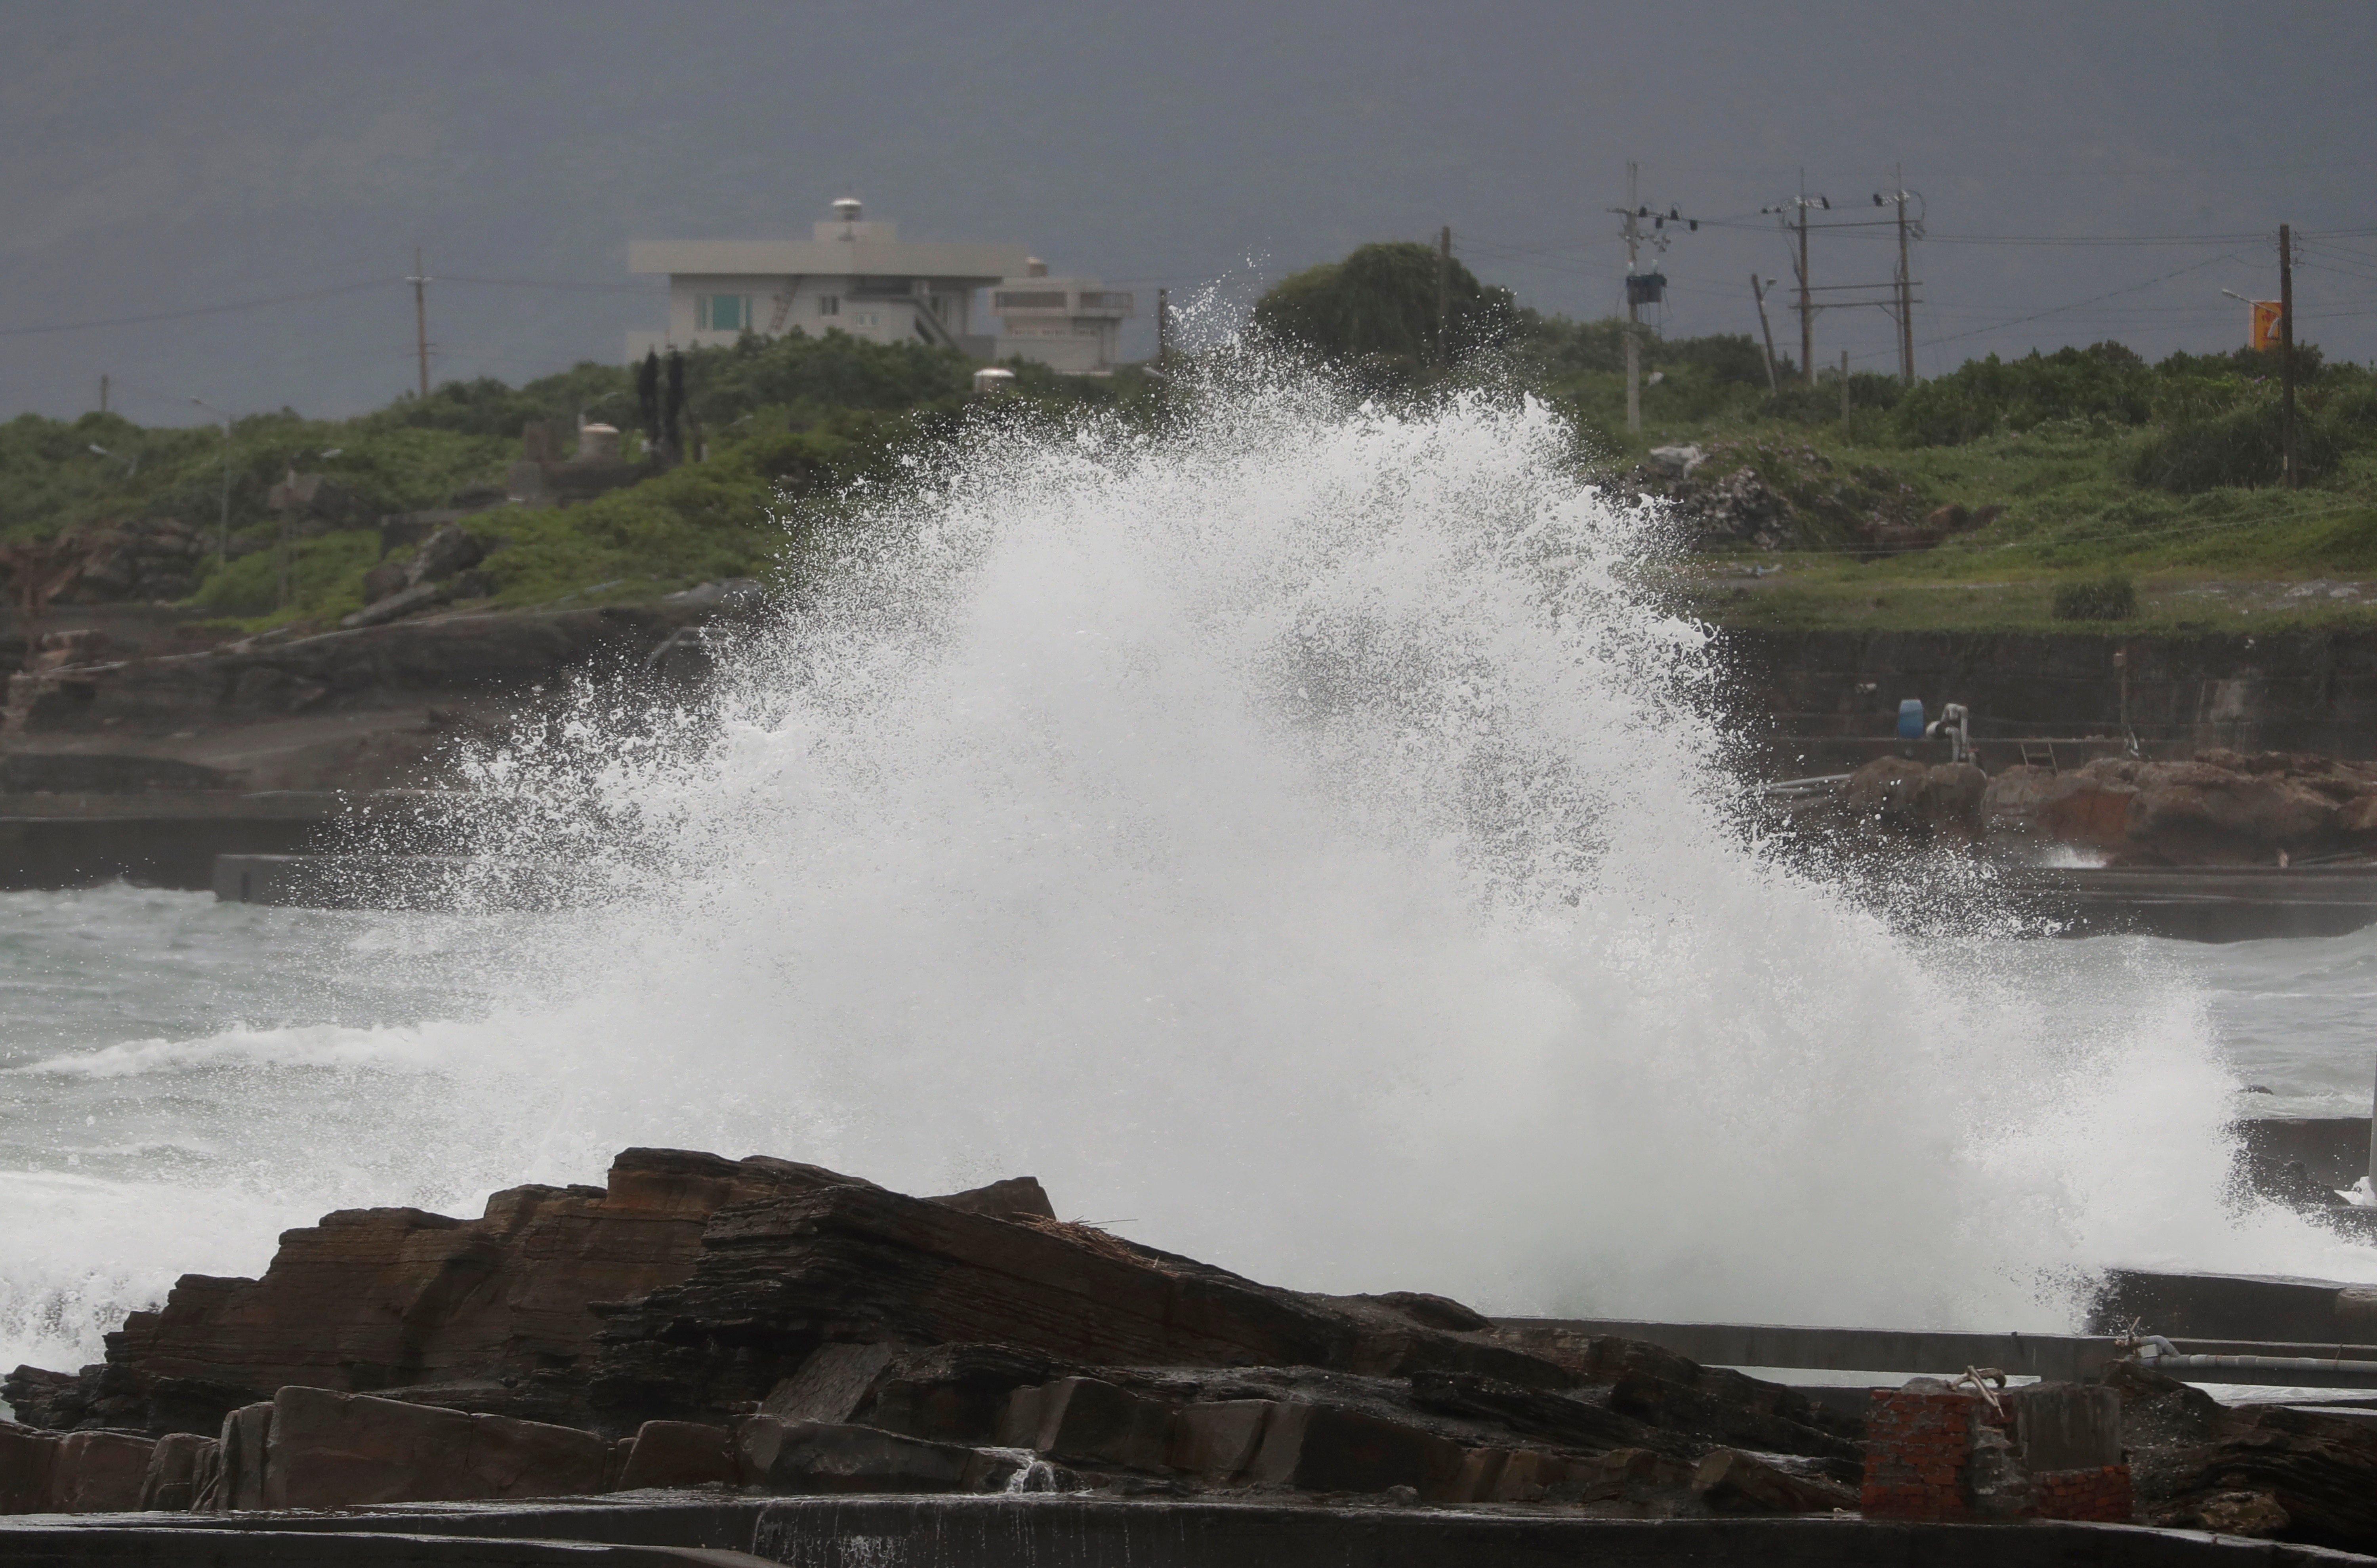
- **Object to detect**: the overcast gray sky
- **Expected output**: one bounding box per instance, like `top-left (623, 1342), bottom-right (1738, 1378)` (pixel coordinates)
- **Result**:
top-left (4, 0), bottom-right (2372, 425)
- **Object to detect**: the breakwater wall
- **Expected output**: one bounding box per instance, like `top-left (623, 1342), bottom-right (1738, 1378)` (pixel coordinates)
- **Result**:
top-left (1723, 628), bottom-right (2377, 769)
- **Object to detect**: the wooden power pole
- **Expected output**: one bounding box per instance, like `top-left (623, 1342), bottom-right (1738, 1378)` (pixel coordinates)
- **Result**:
top-left (1156, 286), bottom-right (1170, 369)
top-left (1751, 276), bottom-right (1780, 392)
top-left (1796, 194), bottom-right (1814, 385)
top-left (1894, 171), bottom-right (1916, 385)
top-left (409, 248), bottom-right (431, 400)
top-left (2279, 223), bottom-right (2298, 488)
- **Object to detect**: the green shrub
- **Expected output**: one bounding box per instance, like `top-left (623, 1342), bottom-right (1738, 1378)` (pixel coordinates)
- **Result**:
top-left (2051, 574), bottom-right (2139, 621)
top-left (2126, 399), bottom-right (2341, 492)
top-left (1251, 242), bottom-right (1520, 383)
top-left (186, 529), bottom-right (380, 618)
top-left (1892, 342), bottom-right (2154, 446)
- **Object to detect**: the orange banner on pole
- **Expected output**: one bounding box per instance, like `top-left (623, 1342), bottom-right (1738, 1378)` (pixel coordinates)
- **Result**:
top-left (2251, 300), bottom-right (2284, 351)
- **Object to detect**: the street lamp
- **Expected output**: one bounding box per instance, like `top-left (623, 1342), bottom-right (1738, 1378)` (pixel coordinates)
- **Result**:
top-left (86, 443), bottom-right (137, 478)
top-left (189, 397), bottom-right (233, 565)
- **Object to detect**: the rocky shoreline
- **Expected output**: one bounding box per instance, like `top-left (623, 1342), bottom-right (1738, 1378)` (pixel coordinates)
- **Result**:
top-left (8, 1149), bottom-right (2377, 1550)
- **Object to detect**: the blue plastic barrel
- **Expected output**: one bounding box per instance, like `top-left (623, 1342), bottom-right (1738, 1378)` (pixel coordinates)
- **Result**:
top-left (1896, 699), bottom-right (1925, 740)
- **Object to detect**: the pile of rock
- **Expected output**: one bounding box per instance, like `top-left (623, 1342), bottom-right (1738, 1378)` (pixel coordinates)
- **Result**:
top-left (0, 519), bottom-right (206, 609)
top-left (1772, 756), bottom-right (1987, 851)
top-left (1622, 441), bottom-right (1947, 555)
top-left (0, 1148), bottom-right (1858, 1520)
top-left (1986, 749), bottom-right (2377, 865)
top-left (345, 524), bottom-right (490, 629)
top-left (2107, 1360), bottom-right (2377, 1547)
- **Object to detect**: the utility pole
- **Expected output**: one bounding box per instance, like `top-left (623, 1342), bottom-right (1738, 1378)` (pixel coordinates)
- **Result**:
top-left (1893, 168), bottom-right (1915, 385)
top-left (99, 374), bottom-right (109, 415)
top-left (409, 248), bottom-right (431, 401)
top-left (1155, 286), bottom-right (1170, 370)
top-left (2279, 223), bottom-right (2298, 488)
top-left (1750, 276), bottom-right (1780, 392)
top-left (1839, 349), bottom-right (1851, 422)
top-left (1623, 163), bottom-right (1642, 431)
top-left (1435, 225), bottom-right (1452, 366)
top-left (1796, 183), bottom-right (1814, 386)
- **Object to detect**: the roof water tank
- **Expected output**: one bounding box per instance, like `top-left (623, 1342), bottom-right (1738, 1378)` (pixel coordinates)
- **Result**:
top-left (831, 197), bottom-right (863, 223)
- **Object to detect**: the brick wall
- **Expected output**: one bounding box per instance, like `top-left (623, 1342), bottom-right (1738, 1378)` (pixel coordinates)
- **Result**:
top-left (2033, 1464), bottom-right (2133, 1523)
top-left (1861, 1387), bottom-right (2132, 1524)
top-left (1861, 1388), bottom-right (1995, 1520)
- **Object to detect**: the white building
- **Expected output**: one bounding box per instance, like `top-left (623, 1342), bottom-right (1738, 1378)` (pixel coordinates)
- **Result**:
top-left (990, 261), bottom-right (1135, 375)
top-left (626, 199), bottom-right (1028, 361)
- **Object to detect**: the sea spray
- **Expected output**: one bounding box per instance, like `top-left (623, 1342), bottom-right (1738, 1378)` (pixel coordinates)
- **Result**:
top-left (422, 370), bottom-right (2339, 1324)
top-left (5, 367), bottom-right (2371, 1382)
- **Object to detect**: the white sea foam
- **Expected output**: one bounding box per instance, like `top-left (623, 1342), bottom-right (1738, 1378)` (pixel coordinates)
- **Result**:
top-left (0, 1169), bottom-right (296, 1380)
top-left (6, 367), bottom-right (2373, 1381)
top-left (7, 1024), bottom-right (460, 1080)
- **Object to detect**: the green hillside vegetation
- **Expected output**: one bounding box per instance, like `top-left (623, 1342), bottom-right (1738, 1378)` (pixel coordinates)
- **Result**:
top-left (1504, 333), bottom-right (2377, 631)
top-left (4, 239), bottom-right (2374, 636)
top-left (1, 331), bottom-right (1152, 629)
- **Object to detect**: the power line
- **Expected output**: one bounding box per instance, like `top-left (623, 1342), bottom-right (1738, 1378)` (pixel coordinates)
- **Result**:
top-left (0, 279), bottom-right (397, 338)
top-left (440, 274), bottom-right (662, 294)
top-left (1917, 249), bottom-right (2254, 348)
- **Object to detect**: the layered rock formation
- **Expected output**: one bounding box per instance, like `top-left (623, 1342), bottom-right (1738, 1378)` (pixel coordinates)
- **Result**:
top-left (2, 1148), bottom-right (1860, 1521)
top-left (2108, 1360), bottom-right (2377, 1551)
top-left (1988, 750), bottom-right (2377, 865)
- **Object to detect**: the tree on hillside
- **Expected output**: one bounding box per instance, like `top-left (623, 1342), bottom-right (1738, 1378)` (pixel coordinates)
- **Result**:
top-left (1251, 242), bottom-right (1518, 384)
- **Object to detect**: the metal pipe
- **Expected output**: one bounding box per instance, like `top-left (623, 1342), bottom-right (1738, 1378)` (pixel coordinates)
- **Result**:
top-left (2146, 1352), bottom-right (2377, 1386)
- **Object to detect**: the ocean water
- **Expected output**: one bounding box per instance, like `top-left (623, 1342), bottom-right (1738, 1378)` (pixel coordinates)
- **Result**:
top-left (6, 378), bottom-right (2375, 1386)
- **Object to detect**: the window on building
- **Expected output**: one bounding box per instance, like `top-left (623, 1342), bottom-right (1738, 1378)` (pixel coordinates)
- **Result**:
top-left (818, 296), bottom-right (840, 317)
top-left (697, 294), bottom-right (749, 332)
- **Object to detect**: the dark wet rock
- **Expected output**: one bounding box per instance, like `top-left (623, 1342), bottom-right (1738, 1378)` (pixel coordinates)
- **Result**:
top-left (2109, 1359), bottom-right (2377, 1550)
top-left (1245, 1398), bottom-right (1469, 1500)
top-left (1408, 1371), bottom-right (1677, 1459)
top-left (1837, 756), bottom-right (1987, 845)
top-left (403, 525), bottom-right (486, 590)
top-left (4, 1148), bottom-right (1900, 1522)
top-left (257, 1385), bottom-right (607, 1508)
top-left (48, 1430), bottom-right (155, 1512)
top-left (1347, 1291), bottom-right (1493, 1334)
top-left (1001, 1377), bottom-right (1175, 1471)
top-left (615, 1418), bottom-right (736, 1490)
top-left (136, 1431), bottom-right (213, 1511)
top-left (925, 1175), bottom-right (1058, 1221)
top-left (1695, 1446), bottom-right (1859, 1514)
top-left (584, 1180), bottom-right (1368, 1426)
top-left (0, 1421), bottom-right (58, 1512)
top-left (737, 1417), bottom-right (986, 1494)
top-left (341, 580), bottom-right (450, 629)
top-left (1990, 749), bottom-right (2377, 866)
top-left (39, 1150), bottom-right (852, 1436)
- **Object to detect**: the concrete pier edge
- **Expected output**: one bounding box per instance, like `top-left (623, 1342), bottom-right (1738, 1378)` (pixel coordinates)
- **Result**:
top-left (7, 1497), bottom-right (2373, 1568)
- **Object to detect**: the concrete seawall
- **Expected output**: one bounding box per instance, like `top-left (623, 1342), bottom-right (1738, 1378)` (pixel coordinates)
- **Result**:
top-left (1725, 627), bottom-right (2377, 764)
top-left (6, 1498), bottom-right (2369, 1568)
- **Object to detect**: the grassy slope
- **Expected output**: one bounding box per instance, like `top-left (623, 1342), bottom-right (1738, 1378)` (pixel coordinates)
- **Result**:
top-left (1, 335), bottom-right (1151, 633)
top-left (10, 315), bottom-right (2374, 639)
top-left (1538, 354), bottom-right (2377, 635)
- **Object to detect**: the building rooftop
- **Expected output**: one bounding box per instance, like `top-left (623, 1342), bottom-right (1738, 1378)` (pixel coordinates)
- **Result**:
top-left (629, 201), bottom-right (1029, 284)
